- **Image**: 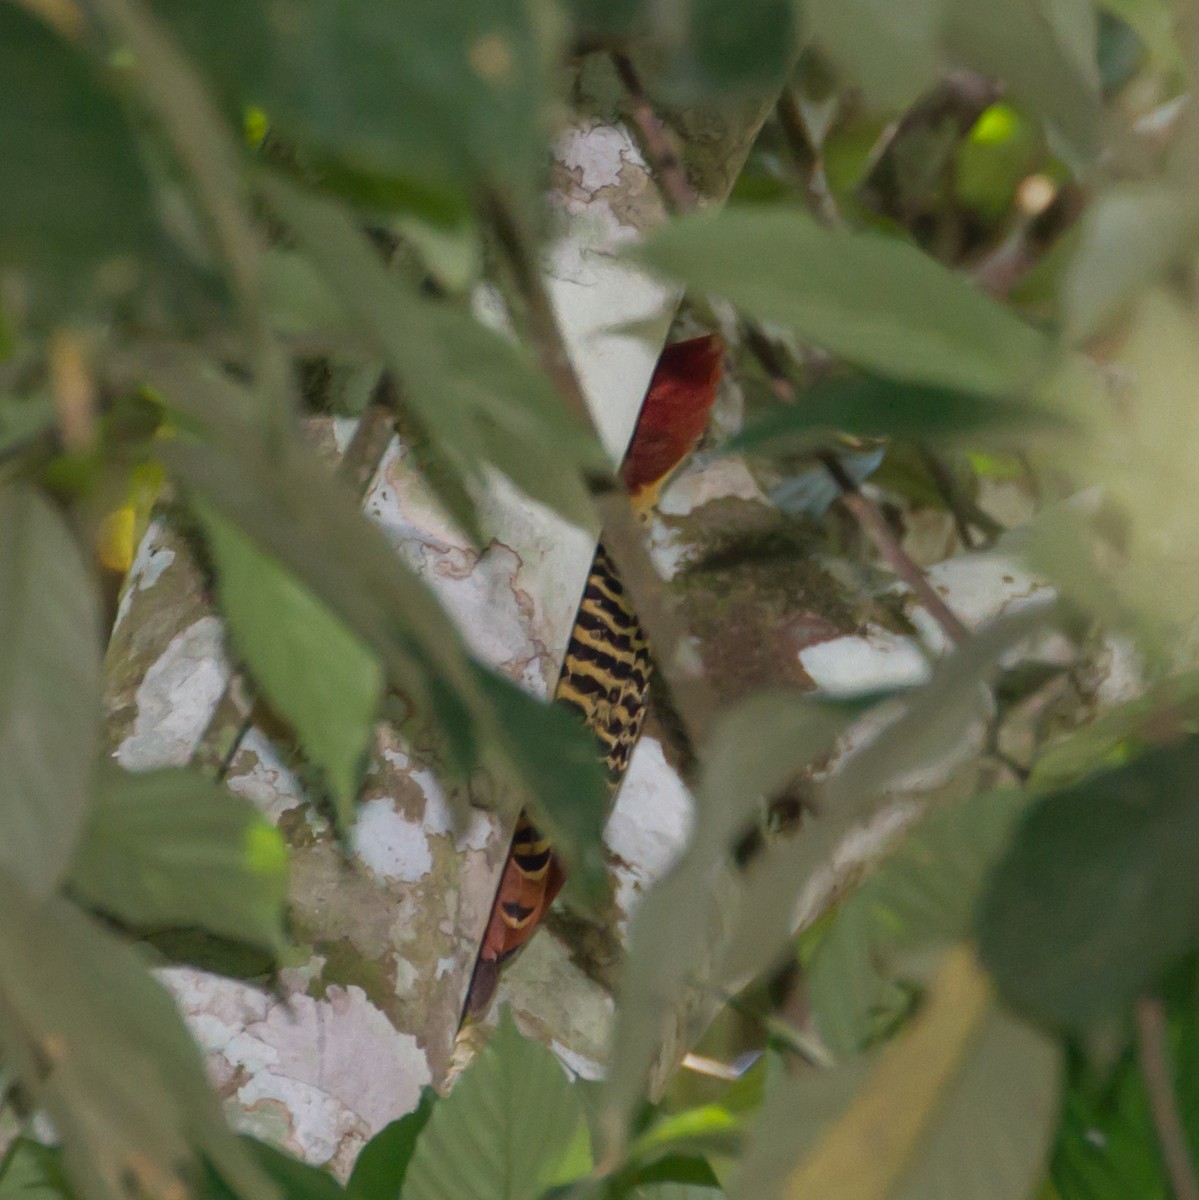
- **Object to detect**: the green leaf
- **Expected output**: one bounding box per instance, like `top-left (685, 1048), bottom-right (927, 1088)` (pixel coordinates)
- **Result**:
top-left (403, 1009), bottom-right (589, 1200)
top-left (161, 0), bottom-right (556, 209)
top-left (347, 1089), bottom-right (438, 1200)
top-left (1061, 184), bottom-right (1195, 343)
top-left (475, 669), bottom-right (611, 909)
top-left (196, 497), bottom-right (383, 826)
top-left (728, 376), bottom-right (1057, 457)
top-left (0, 872), bottom-right (275, 1200)
top-left (68, 762), bottom-right (290, 955)
top-left (259, 177), bottom-right (604, 531)
top-left (803, 0), bottom-right (945, 111)
top-left (0, 6), bottom-right (155, 280)
top-left (733, 949), bottom-right (1060, 1200)
top-left (0, 484), bottom-right (101, 896)
top-left (979, 738), bottom-right (1199, 1032)
top-left (0, 1141), bottom-right (73, 1200)
top-left (676, 0), bottom-right (797, 97)
top-left (808, 789), bottom-right (1030, 1057)
top-left (640, 210), bottom-right (1050, 398)
top-left (205, 1138), bottom-right (345, 1200)
top-left (946, 0), bottom-right (1101, 166)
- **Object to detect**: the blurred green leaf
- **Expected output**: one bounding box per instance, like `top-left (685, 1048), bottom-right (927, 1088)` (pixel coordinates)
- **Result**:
top-left (808, 789), bottom-right (1030, 1056)
top-left (641, 210), bottom-right (1050, 398)
top-left (160, 0), bottom-right (557, 210)
top-left (68, 762), bottom-right (290, 956)
top-left (347, 1089), bottom-right (438, 1200)
top-left (196, 497), bottom-right (383, 826)
top-left (946, 0), bottom-right (1101, 166)
top-left (403, 1009), bottom-right (589, 1200)
top-left (0, 872), bottom-right (274, 1200)
top-left (205, 1137), bottom-right (344, 1200)
top-left (678, 0), bottom-right (797, 97)
top-left (0, 6), bottom-right (155, 281)
top-left (260, 177), bottom-right (604, 531)
top-left (0, 393), bottom-right (55, 458)
top-left (954, 103), bottom-right (1042, 220)
top-left (1095, 0), bottom-right (1181, 72)
top-left (978, 738), bottom-right (1199, 1032)
top-left (733, 948), bottom-right (1060, 1200)
top-left (1061, 184), bottom-right (1194, 343)
top-left (728, 376), bottom-right (1056, 457)
top-left (803, 0), bottom-right (944, 111)
top-left (0, 1140), bottom-right (73, 1200)
top-left (0, 484), bottom-right (101, 897)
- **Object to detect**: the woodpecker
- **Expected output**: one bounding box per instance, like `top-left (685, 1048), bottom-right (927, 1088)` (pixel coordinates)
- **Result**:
top-left (462, 335), bottom-right (724, 1020)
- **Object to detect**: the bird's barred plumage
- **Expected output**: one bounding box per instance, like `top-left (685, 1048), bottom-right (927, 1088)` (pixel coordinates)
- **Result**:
top-left (462, 335), bottom-right (723, 1021)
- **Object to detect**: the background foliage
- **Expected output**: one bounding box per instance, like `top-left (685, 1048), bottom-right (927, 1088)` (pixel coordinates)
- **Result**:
top-left (1, 0), bottom-right (1198, 1198)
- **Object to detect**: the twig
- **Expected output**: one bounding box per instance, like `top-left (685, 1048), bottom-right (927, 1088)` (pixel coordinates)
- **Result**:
top-left (612, 52), bottom-right (972, 651)
top-left (775, 86), bottom-right (842, 228)
top-left (482, 193), bottom-right (718, 749)
top-left (918, 444), bottom-right (1005, 550)
top-left (1137, 995), bottom-right (1199, 1200)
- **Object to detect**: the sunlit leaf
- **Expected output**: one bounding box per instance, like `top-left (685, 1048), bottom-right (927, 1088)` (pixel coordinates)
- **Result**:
top-left (196, 498), bottom-right (383, 826)
top-left (403, 1009), bottom-right (588, 1200)
top-left (640, 210), bottom-right (1050, 398)
top-left (0, 484), bottom-right (101, 896)
top-left (0, 872), bottom-right (274, 1200)
top-left (979, 737), bottom-right (1199, 1032)
top-left (68, 762), bottom-right (290, 956)
top-left (733, 948), bottom-right (1060, 1200)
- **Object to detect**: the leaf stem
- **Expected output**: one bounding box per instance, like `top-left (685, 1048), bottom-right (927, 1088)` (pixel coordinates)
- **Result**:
top-left (612, 53), bottom-right (971, 650)
top-left (1136, 995), bottom-right (1199, 1200)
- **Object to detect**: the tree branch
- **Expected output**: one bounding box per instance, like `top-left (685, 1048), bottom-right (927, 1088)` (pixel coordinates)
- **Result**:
top-left (1137, 995), bottom-right (1199, 1200)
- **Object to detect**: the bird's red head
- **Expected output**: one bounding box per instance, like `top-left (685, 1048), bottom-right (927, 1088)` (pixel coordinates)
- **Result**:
top-left (622, 334), bottom-right (724, 514)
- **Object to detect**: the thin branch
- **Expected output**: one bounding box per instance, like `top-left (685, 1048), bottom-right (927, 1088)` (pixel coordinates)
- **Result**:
top-left (482, 193), bottom-right (719, 749)
top-left (1137, 996), bottom-right (1199, 1200)
top-left (612, 52), bottom-right (972, 650)
top-left (775, 86), bottom-right (842, 228)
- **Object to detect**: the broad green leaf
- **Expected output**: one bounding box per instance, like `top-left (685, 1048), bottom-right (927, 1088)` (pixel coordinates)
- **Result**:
top-left (978, 737), bottom-right (1199, 1032)
top-left (403, 1009), bottom-right (588, 1200)
top-left (68, 763), bottom-right (290, 955)
top-left (804, 0), bottom-right (945, 111)
top-left (0, 1141), bottom-right (72, 1200)
top-left (603, 694), bottom-right (849, 1149)
top-left (728, 376), bottom-right (1057, 457)
top-left (675, 0), bottom-right (797, 97)
top-left (0, 872), bottom-right (274, 1200)
top-left (733, 948), bottom-right (1060, 1200)
top-left (196, 498), bottom-right (383, 826)
top-left (0, 484), bottom-right (101, 896)
top-left (260, 177), bottom-right (604, 531)
top-left (475, 668), bottom-right (610, 909)
top-left (347, 1089), bottom-right (438, 1200)
top-left (1096, 0), bottom-right (1182, 70)
top-left (0, 6), bottom-right (155, 279)
top-left (163, 0), bottom-right (555, 210)
top-left (808, 789), bottom-right (1030, 1056)
top-left (1062, 184), bottom-right (1195, 343)
top-left (640, 210), bottom-right (1050, 398)
top-left (946, 0), bottom-right (1101, 166)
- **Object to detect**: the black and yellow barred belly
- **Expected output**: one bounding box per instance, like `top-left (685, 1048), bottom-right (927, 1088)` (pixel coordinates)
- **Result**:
top-left (553, 542), bottom-right (652, 781)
